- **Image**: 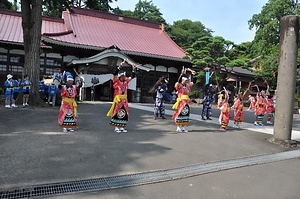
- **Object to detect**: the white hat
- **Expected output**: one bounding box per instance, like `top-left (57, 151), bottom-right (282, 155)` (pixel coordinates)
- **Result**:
top-left (118, 71), bottom-right (126, 78)
top-left (182, 77), bottom-right (188, 81)
top-left (7, 74), bottom-right (13, 80)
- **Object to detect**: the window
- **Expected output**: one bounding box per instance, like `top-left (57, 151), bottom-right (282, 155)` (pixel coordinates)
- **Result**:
top-left (9, 65), bottom-right (23, 74)
top-left (0, 64), bottom-right (6, 74)
top-left (10, 56), bottom-right (21, 63)
top-left (40, 58), bottom-right (45, 65)
top-left (45, 58), bottom-right (60, 67)
top-left (0, 54), bottom-right (7, 62)
top-left (45, 67), bottom-right (55, 75)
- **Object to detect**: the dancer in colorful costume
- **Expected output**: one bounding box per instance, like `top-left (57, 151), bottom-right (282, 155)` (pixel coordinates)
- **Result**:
top-left (219, 88), bottom-right (230, 132)
top-left (107, 60), bottom-right (137, 133)
top-left (232, 82), bottom-right (251, 128)
top-left (253, 85), bottom-right (266, 126)
top-left (58, 72), bottom-right (83, 132)
top-left (172, 67), bottom-right (195, 133)
top-left (265, 85), bottom-right (276, 125)
top-left (247, 94), bottom-right (256, 111)
top-left (150, 76), bottom-right (168, 119)
top-left (201, 81), bottom-right (217, 120)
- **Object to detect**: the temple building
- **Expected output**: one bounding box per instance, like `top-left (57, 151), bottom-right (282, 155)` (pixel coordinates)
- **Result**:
top-left (0, 7), bottom-right (191, 102)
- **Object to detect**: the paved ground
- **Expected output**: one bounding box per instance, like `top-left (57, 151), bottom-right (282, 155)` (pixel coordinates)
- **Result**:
top-left (0, 102), bottom-right (299, 199)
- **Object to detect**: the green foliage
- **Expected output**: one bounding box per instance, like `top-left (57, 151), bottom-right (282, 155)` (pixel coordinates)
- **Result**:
top-left (0, 87), bottom-right (3, 95)
top-left (226, 59), bottom-right (247, 67)
top-left (0, 0), bottom-right (12, 10)
top-left (248, 0), bottom-right (300, 56)
top-left (253, 45), bottom-right (279, 88)
top-left (114, 0), bottom-right (165, 23)
top-left (43, 0), bottom-right (117, 17)
top-left (133, 0), bottom-right (165, 23)
top-left (295, 93), bottom-right (300, 102)
top-left (188, 90), bottom-right (200, 98)
top-left (167, 19), bottom-right (212, 50)
top-left (247, 0), bottom-right (300, 88)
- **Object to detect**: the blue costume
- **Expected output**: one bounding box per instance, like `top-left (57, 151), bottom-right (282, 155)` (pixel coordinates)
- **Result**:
top-left (4, 79), bottom-right (14, 101)
top-left (154, 83), bottom-right (167, 119)
top-left (201, 84), bottom-right (215, 120)
top-left (12, 79), bottom-right (21, 106)
top-left (48, 83), bottom-right (58, 106)
top-left (39, 80), bottom-right (49, 101)
top-left (21, 79), bottom-right (32, 93)
top-left (48, 84), bottom-right (58, 97)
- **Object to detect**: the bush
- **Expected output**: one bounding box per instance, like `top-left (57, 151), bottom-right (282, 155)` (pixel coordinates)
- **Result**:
top-left (0, 87), bottom-right (3, 95)
top-left (189, 90), bottom-right (199, 98)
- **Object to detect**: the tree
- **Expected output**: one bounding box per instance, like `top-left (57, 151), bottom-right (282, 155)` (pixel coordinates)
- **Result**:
top-left (133, 0), bottom-right (165, 23)
top-left (43, 0), bottom-right (117, 17)
top-left (186, 36), bottom-right (234, 86)
top-left (248, 0), bottom-right (300, 87)
top-left (167, 19), bottom-right (212, 50)
top-left (0, 0), bottom-right (12, 9)
top-left (21, 0), bottom-right (43, 106)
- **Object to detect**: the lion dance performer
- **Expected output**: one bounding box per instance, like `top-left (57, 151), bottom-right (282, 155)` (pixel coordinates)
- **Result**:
top-left (107, 60), bottom-right (136, 133)
top-left (172, 67), bottom-right (195, 133)
top-left (58, 71), bottom-right (83, 132)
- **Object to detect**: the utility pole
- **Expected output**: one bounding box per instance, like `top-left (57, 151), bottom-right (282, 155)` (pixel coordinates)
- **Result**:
top-left (273, 15), bottom-right (299, 140)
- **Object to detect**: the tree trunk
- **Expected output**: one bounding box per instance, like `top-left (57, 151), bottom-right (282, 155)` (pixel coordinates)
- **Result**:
top-left (21, 0), bottom-right (44, 106)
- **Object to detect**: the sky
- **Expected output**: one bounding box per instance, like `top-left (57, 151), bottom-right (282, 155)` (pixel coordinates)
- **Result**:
top-left (111, 0), bottom-right (269, 44)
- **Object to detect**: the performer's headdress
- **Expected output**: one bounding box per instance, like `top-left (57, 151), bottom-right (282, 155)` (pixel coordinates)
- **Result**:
top-left (118, 71), bottom-right (126, 78)
top-left (66, 75), bottom-right (74, 82)
top-left (182, 76), bottom-right (188, 81)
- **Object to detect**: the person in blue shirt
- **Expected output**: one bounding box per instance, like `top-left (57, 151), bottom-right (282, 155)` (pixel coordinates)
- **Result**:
top-left (4, 74), bottom-right (14, 108)
top-left (12, 76), bottom-right (21, 107)
top-left (21, 74), bottom-right (32, 106)
top-left (48, 82), bottom-right (58, 106)
top-left (53, 68), bottom-right (62, 86)
top-left (39, 80), bottom-right (49, 102)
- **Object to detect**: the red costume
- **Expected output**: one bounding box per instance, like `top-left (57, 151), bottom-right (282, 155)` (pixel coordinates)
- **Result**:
top-left (254, 96), bottom-right (265, 125)
top-left (172, 83), bottom-right (192, 126)
top-left (233, 98), bottom-right (244, 125)
top-left (107, 78), bottom-right (130, 127)
top-left (219, 101), bottom-right (230, 130)
top-left (58, 85), bottom-right (79, 128)
top-left (265, 97), bottom-right (275, 123)
top-left (248, 96), bottom-right (256, 111)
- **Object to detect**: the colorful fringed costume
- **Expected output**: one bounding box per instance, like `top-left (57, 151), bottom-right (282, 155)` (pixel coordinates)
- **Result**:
top-left (107, 78), bottom-right (130, 128)
top-left (58, 84), bottom-right (79, 129)
top-left (172, 83), bottom-right (192, 126)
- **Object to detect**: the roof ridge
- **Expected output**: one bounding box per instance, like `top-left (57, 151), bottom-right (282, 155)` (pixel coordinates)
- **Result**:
top-left (71, 6), bottom-right (161, 30)
top-left (0, 8), bottom-right (64, 23)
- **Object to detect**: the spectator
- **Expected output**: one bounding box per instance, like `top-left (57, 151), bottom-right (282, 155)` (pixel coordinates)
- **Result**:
top-left (48, 83), bottom-right (58, 107)
top-left (4, 74), bottom-right (14, 108)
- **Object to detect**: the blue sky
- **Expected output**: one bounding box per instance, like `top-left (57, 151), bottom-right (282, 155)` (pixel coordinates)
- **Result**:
top-left (111, 0), bottom-right (268, 44)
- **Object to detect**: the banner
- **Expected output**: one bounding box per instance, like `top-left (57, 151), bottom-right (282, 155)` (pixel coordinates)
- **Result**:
top-left (79, 74), bottom-right (137, 91)
top-left (205, 71), bottom-right (210, 84)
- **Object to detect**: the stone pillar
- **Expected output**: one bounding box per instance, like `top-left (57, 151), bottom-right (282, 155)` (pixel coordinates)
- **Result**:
top-left (274, 15), bottom-right (299, 140)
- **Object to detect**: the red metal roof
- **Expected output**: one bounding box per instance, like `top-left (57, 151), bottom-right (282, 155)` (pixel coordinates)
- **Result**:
top-left (0, 8), bottom-right (186, 60)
